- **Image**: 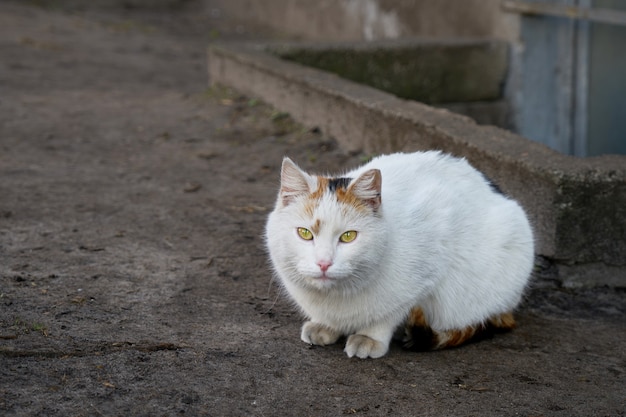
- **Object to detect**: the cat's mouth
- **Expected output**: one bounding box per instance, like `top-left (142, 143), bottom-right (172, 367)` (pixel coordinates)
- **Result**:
top-left (309, 273), bottom-right (337, 287)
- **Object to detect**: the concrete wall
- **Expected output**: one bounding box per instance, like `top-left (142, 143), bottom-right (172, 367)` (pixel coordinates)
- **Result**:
top-left (204, 0), bottom-right (520, 42)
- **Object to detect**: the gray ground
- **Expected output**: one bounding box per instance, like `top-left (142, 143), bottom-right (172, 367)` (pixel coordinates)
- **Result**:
top-left (0, 2), bottom-right (624, 416)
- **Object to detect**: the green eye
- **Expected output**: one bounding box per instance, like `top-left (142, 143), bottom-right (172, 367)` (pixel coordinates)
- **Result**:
top-left (339, 230), bottom-right (358, 243)
top-left (297, 227), bottom-right (313, 241)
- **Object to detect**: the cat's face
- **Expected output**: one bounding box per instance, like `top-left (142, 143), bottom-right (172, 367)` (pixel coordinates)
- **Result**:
top-left (266, 158), bottom-right (385, 292)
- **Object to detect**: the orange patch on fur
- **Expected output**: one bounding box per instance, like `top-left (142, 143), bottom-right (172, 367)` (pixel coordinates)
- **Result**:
top-left (488, 312), bottom-right (516, 330)
top-left (407, 307), bottom-right (428, 328)
top-left (433, 312), bottom-right (517, 349)
top-left (405, 308), bottom-right (517, 351)
top-left (302, 175), bottom-right (374, 217)
top-left (336, 187), bottom-right (364, 208)
top-left (310, 177), bottom-right (328, 200)
top-left (301, 177), bottom-right (327, 217)
top-left (435, 327), bottom-right (479, 349)
top-left (310, 218), bottom-right (321, 235)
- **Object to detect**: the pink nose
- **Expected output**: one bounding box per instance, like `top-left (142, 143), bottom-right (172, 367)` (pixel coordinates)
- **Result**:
top-left (317, 260), bottom-right (332, 272)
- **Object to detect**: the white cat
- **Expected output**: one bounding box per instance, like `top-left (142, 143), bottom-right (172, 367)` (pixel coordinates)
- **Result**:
top-left (265, 151), bottom-right (534, 359)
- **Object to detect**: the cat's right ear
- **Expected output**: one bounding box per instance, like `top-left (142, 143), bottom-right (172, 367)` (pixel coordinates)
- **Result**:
top-left (349, 169), bottom-right (382, 211)
top-left (279, 157), bottom-right (314, 206)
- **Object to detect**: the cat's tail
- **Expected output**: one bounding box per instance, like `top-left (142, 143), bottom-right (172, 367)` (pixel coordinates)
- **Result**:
top-left (403, 307), bottom-right (516, 351)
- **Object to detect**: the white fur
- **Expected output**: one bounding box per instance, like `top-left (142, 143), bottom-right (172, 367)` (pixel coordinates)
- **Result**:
top-left (265, 151), bottom-right (534, 359)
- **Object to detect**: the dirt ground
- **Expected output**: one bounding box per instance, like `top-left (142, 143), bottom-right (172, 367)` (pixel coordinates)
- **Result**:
top-left (0, 2), bottom-right (624, 416)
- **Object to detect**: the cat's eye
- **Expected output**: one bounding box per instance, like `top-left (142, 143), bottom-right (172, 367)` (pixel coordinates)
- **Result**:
top-left (297, 227), bottom-right (313, 241)
top-left (339, 230), bottom-right (358, 243)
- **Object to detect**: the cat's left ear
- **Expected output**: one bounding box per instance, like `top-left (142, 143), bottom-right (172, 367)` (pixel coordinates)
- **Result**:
top-left (349, 169), bottom-right (382, 211)
top-left (279, 157), bottom-right (315, 206)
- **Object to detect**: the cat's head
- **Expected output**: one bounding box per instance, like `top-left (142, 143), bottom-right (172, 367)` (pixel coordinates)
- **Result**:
top-left (266, 157), bottom-right (386, 292)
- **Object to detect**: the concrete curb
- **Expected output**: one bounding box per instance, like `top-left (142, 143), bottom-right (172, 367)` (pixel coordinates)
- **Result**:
top-left (207, 41), bottom-right (626, 287)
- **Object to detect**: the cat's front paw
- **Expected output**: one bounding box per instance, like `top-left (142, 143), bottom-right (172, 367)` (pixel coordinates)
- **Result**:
top-left (344, 334), bottom-right (388, 359)
top-left (301, 321), bottom-right (341, 346)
